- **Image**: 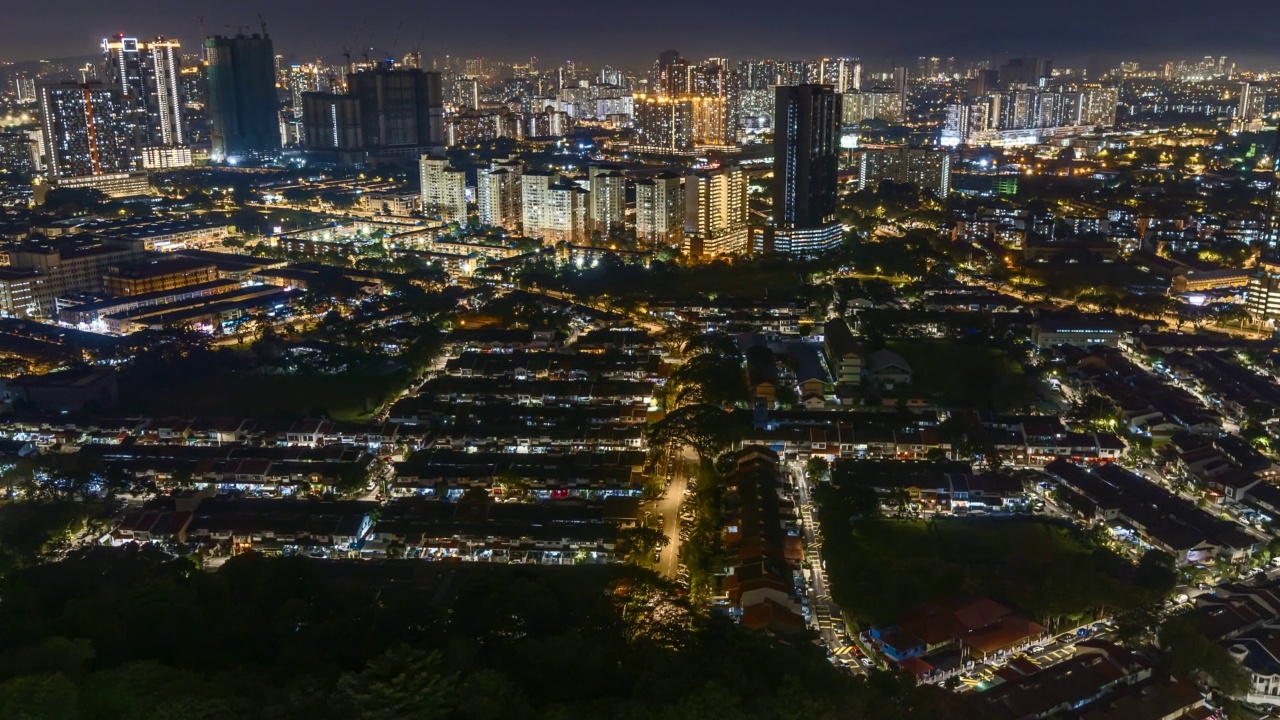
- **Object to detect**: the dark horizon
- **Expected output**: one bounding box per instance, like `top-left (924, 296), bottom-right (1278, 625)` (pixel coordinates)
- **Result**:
top-left (3, 0), bottom-right (1280, 71)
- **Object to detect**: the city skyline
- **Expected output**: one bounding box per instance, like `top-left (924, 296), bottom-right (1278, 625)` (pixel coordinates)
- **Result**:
top-left (3, 0), bottom-right (1280, 69)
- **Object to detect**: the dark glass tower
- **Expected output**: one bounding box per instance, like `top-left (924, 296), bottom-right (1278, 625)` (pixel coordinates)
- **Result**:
top-left (773, 84), bottom-right (841, 231)
top-left (1268, 129), bottom-right (1280, 250)
top-left (345, 66), bottom-right (444, 155)
top-left (204, 33), bottom-right (280, 162)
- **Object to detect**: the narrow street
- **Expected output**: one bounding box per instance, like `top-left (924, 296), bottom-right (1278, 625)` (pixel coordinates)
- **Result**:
top-left (790, 461), bottom-right (863, 669)
top-left (655, 450), bottom-right (690, 579)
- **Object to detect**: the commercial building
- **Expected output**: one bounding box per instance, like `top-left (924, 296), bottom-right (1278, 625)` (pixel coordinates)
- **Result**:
top-left (418, 156), bottom-right (468, 224)
top-left (476, 158), bottom-right (523, 232)
top-left (47, 172), bottom-right (151, 198)
top-left (204, 33), bottom-right (281, 162)
top-left (60, 280), bottom-right (240, 326)
top-left (358, 192), bottom-right (420, 216)
top-left (6, 236), bottom-right (146, 316)
top-left (521, 171), bottom-right (589, 244)
top-left (856, 145), bottom-right (952, 195)
top-left (38, 81), bottom-right (134, 179)
top-left (101, 35), bottom-right (188, 167)
top-left (587, 165), bottom-right (625, 235)
top-left (1029, 318), bottom-right (1123, 348)
top-left (0, 268), bottom-right (39, 317)
top-left (1248, 259), bottom-right (1280, 321)
top-left (684, 165), bottom-right (748, 257)
top-left (771, 85), bottom-right (842, 256)
top-left (103, 257), bottom-right (220, 297)
top-left (90, 217), bottom-right (232, 251)
top-left (635, 173), bottom-right (684, 247)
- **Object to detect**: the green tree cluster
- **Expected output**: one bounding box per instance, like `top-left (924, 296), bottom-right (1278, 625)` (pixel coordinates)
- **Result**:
top-left (0, 548), bottom-right (978, 720)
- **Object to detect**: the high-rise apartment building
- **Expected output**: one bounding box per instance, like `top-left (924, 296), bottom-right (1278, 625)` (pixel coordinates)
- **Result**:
top-left (998, 57), bottom-right (1052, 87)
top-left (771, 85), bottom-right (843, 255)
top-left (941, 86), bottom-right (1118, 146)
top-left (632, 94), bottom-right (692, 154)
top-left (633, 92), bottom-right (729, 153)
top-left (521, 171), bottom-right (588, 244)
top-left (301, 65), bottom-right (444, 166)
top-left (856, 145), bottom-right (952, 195)
top-left (477, 158), bottom-right (523, 232)
top-left (688, 95), bottom-right (728, 145)
top-left (38, 81), bottom-right (134, 179)
top-left (419, 156), bottom-right (468, 224)
top-left (635, 172), bottom-right (684, 247)
top-left (204, 33), bottom-right (281, 162)
top-left (894, 66), bottom-right (909, 122)
top-left (1266, 130), bottom-right (1280, 250)
top-left (1236, 82), bottom-right (1266, 132)
top-left (347, 66), bottom-right (445, 158)
top-left (102, 35), bottom-right (186, 158)
top-left (684, 165), bottom-right (748, 257)
top-left (12, 73), bottom-right (36, 104)
top-left (453, 77), bottom-right (480, 110)
top-left (301, 92), bottom-right (363, 165)
top-left (842, 90), bottom-right (904, 125)
top-left (820, 58), bottom-right (862, 93)
top-left (588, 165), bottom-right (626, 235)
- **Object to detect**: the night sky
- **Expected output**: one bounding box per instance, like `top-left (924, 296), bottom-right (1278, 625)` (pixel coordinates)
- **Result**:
top-left (4, 0), bottom-right (1279, 69)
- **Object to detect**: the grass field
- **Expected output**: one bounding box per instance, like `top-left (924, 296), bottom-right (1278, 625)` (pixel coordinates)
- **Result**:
top-left (888, 339), bottom-right (1039, 411)
top-left (118, 370), bottom-right (406, 422)
top-left (1020, 262), bottom-right (1166, 295)
top-left (815, 513), bottom-right (1142, 630)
